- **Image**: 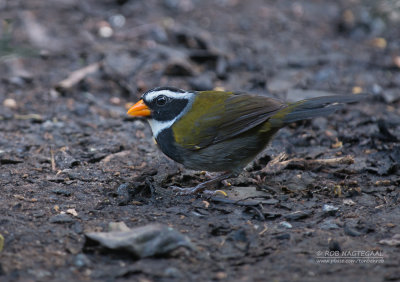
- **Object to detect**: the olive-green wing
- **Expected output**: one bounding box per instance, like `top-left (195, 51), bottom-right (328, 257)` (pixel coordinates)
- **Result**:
top-left (172, 91), bottom-right (286, 150)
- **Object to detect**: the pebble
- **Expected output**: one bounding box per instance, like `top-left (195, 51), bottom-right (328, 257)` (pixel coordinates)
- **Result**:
top-left (319, 219), bottom-right (340, 230)
top-left (85, 224), bottom-right (195, 258)
top-left (51, 188), bottom-right (72, 197)
top-left (3, 98), bottom-right (17, 109)
top-left (284, 210), bottom-right (311, 221)
top-left (275, 233), bottom-right (291, 240)
top-left (344, 224), bottom-right (363, 237)
top-left (74, 254), bottom-right (91, 268)
top-left (163, 267), bottom-right (183, 278)
top-left (343, 199), bottom-right (356, 206)
top-left (322, 204), bottom-right (339, 215)
top-left (279, 221), bottom-right (293, 229)
top-left (133, 120), bottom-right (146, 129)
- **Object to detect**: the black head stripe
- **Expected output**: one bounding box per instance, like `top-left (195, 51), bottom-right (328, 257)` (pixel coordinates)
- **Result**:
top-left (152, 98), bottom-right (188, 121)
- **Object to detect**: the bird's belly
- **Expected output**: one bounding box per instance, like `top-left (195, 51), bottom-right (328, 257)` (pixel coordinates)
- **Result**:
top-left (180, 130), bottom-right (277, 172)
top-left (156, 124), bottom-right (278, 172)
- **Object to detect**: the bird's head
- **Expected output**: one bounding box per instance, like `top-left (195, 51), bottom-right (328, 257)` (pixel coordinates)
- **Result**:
top-left (127, 87), bottom-right (195, 137)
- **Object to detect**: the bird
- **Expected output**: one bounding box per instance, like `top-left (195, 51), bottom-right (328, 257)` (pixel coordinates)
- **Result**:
top-left (127, 86), bottom-right (367, 195)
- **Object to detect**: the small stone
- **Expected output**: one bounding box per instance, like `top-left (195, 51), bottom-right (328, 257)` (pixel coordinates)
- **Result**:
top-left (98, 22), bottom-right (113, 38)
top-left (379, 234), bottom-right (400, 246)
top-left (74, 254), bottom-right (91, 268)
top-left (3, 98), bottom-right (17, 109)
top-left (322, 204), bottom-right (339, 215)
top-left (275, 233), bottom-right (291, 240)
top-left (133, 120), bottom-right (146, 130)
top-left (66, 208), bottom-right (78, 217)
top-left (215, 271), bottom-right (228, 280)
top-left (108, 222), bottom-right (130, 232)
top-left (279, 221), bottom-right (293, 229)
top-left (320, 219), bottom-right (340, 230)
top-left (109, 14), bottom-right (125, 28)
top-left (55, 150), bottom-right (80, 169)
top-left (344, 224), bottom-right (363, 237)
top-left (164, 267), bottom-right (182, 278)
top-left (343, 199), bottom-right (356, 206)
top-left (84, 224), bottom-right (194, 258)
top-left (284, 210), bottom-right (311, 221)
top-left (51, 188), bottom-right (72, 197)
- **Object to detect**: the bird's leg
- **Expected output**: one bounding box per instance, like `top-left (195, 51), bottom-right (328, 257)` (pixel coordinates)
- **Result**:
top-left (171, 171), bottom-right (233, 195)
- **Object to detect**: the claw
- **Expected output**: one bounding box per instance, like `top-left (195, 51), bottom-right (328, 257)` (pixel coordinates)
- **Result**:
top-left (170, 171), bottom-right (234, 196)
top-left (214, 190), bottom-right (228, 197)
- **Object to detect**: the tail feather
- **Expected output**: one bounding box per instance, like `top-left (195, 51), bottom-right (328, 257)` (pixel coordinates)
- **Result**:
top-left (270, 94), bottom-right (368, 126)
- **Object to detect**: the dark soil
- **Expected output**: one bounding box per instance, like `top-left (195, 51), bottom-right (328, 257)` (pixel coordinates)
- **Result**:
top-left (1, 0), bottom-right (399, 281)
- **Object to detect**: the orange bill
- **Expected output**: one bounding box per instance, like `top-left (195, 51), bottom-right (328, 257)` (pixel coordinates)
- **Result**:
top-left (127, 99), bottom-right (151, 117)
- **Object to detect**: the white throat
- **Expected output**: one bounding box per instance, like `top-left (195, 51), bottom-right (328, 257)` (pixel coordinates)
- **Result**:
top-left (147, 118), bottom-right (177, 138)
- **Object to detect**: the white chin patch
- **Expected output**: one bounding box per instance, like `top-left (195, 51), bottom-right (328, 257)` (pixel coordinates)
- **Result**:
top-left (148, 118), bottom-right (175, 138)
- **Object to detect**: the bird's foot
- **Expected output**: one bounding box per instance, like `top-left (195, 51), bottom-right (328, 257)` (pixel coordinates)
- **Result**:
top-left (170, 171), bottom-right (233, 196)
top-left (171, 185), bottom-right (227, 196)
top-left (171, 185), bottom-right (206, 195)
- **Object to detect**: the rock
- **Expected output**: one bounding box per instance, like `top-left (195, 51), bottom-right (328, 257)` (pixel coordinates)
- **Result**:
top-left (51, 188), bottom-right (72, 197)
top-left (275, 233), bottom-right (291, 240)
top-left (322, 204), bottom-right (339, 215)
top-left (284, 210), bottom-right (311, 221)
top-left (343, 199), bottom-right (356, 206)
top-left (279, 221), bottom-right (293, 229)
top-left (108, 222), bottom-right (130, 232)
top-left (3, 98), bottom-right (17, 109)
top-left (116, 183), bottom-right (131, 205)
top-left (84, 224), bottom-right (194, 258)
top-left (55, 150), bottom-right (80, 169)
top-left (49, 214), bottom-right (74, 224)
top-left (74, 254), bottom-right (91, 268)
top-left (379, 234), bottom-right (400, 246)
top-left (163, 267), bottom-right (183, 278)
top-left (319, 219), bottom-right (340, 230)
top-left (344, 225), bottom-right (363, 237)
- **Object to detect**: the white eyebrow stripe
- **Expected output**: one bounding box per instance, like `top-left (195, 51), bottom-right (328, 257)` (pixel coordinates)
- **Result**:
top-left (144, 90), bottom-right (193, 102)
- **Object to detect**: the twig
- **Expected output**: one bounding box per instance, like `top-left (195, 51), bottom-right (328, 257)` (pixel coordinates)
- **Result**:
top-left (54, 62), bottom-right (101, 92)
top-left (50, 148), bottom-right (56, 171)
top-left (263, 154), bottom-right (354, 174)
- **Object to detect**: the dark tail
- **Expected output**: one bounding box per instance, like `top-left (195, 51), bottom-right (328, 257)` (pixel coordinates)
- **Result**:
top-left (270, 94), bottom-right (369, 126)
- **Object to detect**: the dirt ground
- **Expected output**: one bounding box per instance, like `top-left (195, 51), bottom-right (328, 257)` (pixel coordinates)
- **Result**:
top-left (0, 0), bottom-right (399, 281)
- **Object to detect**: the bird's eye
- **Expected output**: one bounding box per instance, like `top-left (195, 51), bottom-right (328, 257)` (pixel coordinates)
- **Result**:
top-left (156, 95), bottom-right (168, 106)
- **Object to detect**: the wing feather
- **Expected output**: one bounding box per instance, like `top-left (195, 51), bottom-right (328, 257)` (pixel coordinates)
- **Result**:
top-left (172, 91), bottom-right (285, 150)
